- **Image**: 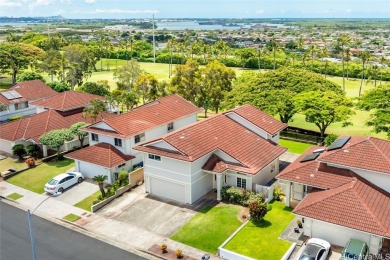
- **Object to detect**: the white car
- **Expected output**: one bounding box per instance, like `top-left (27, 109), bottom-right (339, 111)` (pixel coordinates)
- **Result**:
top-left (44, 172), bottom-right (84, 195)
top-left (297, 238), bottom-right (331, 260)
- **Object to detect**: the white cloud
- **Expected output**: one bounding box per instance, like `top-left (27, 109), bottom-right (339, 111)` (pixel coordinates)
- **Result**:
top-left (29, 0), bottom-right (53, 9)
top-left (84, 0), bottom-right (96, 3)
top-left (346, 9), bottom-right (352, 13)
top-left (87, 9), bottom-right (159, 14)
top-left (256, 9), bottom-right (264, 14)
top-left (0, 0), bottom-right (22, 7)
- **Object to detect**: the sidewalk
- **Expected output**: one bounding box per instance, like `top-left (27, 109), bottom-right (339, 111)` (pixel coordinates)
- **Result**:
top-left (0, 181), bottom-right (219, 260)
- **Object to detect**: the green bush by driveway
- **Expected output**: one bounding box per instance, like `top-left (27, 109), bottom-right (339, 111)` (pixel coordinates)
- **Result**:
top-left (6, 159), bottom-right (74, 194)
top-left (171, 205), bottom-right (242, 254)
top-left (224, 201), bottom-right (294, 260)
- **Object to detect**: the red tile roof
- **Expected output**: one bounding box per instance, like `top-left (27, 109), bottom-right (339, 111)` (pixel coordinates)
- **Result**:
top-left (293, 176), bottom-right (390, 238)
top-left (0, 110), bottom-right (113, 143)
top-left (65, 143), bottom-right (135, 168)
top-left (224, 104), bottom-right (287, 135)
top-left (277, 146), bottom-right (355, 189)
top-left (30, 91), bottom-right (104, 111)
top-left (319, 136), bottom-right (390, 174)
top-left (135, 112), bottom-right (287, 175)
top-left (84, 94), bottom-right (201, 138)
top-left (202, 154), bottom-right (247, 173)
top-left (0, 80), bottom-right (56, 105)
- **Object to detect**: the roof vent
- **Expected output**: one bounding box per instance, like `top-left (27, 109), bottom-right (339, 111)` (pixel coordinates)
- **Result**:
top-left (313, 148), bottom-right (325, 154)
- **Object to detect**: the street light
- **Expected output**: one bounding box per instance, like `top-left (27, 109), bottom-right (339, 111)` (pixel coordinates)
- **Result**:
top-left (27, 192), bottom-right (60, 260)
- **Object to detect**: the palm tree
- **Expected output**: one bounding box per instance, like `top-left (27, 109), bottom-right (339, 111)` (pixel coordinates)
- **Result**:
top-left (337, 34), bottom-right (352, 91)
top-left (369, 65), bottom-right (380, 88)
top-left (345, 48), bottom-right (352, 80)
top-left (296, 37), bottom-right (305, 52)
top-left (379, 55), bottom-right (387, 85)
top-left (270, 38), bottom-right (280, 70)
top-left (319, 46), bottom-right (329, 78)
top-left (92, 175), bottom-right (108, 197)
top-left (358, 51), bottom-right (373, 97)
top-left (307, 44), bottom-right (317, 71)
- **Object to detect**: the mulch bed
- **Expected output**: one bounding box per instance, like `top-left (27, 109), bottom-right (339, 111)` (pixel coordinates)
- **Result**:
top-left (149, 244), bottom-right (196, 260)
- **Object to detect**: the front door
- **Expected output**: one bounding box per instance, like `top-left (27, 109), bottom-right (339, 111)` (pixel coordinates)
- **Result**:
top-left (292, 183), bottom-right (304, 200)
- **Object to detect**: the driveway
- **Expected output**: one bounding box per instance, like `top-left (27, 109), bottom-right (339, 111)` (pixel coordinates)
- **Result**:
top-left (97, 185), bottom-right (197, 237)
top-left (52, 180), bottom-right (99, 205)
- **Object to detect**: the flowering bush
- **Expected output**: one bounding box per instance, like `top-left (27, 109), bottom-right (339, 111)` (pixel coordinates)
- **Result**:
top-left (25, 157), bottom-right (35, 167)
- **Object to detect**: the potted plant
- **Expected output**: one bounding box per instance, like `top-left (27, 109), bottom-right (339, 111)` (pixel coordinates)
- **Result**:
top-left (297, 220), bottom-right (303, 228)
top-left (175, 249), bottom-right (183, 259)
top-left (160, 243), bottom-right (167, 253)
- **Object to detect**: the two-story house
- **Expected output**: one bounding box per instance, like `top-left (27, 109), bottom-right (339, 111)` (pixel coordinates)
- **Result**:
top-left (65, 94), bottom-right (201, 184)
top-left (0, 80), bottom-right (57, 121)
top-left (277, 136), bottom-right (390, 255)
top-left (134, 104), bottom-right (288, 204)
top-left (0, 91), bottom-right (107, 155)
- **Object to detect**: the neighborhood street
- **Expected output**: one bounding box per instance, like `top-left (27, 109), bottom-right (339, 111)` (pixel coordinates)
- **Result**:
top-left (0, 201), bottom-right (145, 260)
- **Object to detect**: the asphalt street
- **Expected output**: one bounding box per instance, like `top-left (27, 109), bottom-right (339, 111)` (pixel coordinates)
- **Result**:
top-left (0, 201), bottom-right (145, 260)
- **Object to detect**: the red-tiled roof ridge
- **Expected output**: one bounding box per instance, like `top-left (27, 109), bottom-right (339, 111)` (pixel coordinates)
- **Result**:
top-left (202, 153), bottom-right (247, 173)
top-left (12, 118), bottom-right (23, 141)
top-left (369, 136), bottom-right (390, 162)
top-left (61, 91), bottom-right (68, 109)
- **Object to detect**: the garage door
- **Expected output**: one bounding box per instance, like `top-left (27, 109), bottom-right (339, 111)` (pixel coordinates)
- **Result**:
top-left (311, 220), bottom-right (370, 247)
top-left (149, 177), bottom-right (186, 203)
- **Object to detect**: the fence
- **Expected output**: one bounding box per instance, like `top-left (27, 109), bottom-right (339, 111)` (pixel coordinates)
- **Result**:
top-left (129, 167), bottom-right (144, 188)
top-left (280, 126), bottom-right (326, 145)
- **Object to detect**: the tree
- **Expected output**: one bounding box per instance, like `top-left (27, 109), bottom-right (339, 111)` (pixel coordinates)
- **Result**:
top-left (38, 50), bottom-right (61, 82)
top-left (294, 91), bottom-right (355, 138)
top-left (224, 68), bottom-right (343, 124)
top-left (83, 99), bottom-right (106, 122)
top-left (268, 38), bottom-right (281, 70)
top-left (26, 144), bottom-right (41, 159)
top-left (307, 44), bottom-right (317, 70)
top-left (92, 175), bottom-right (108, 197)
top-left (358, 51), bottom-right (373, 97)
top-left (120, 91), bottom-right (138, 111)
top-left (79, 81), bottom-right (110, 96)
top-left (70, 122), bottom-right (89, 147)
top-left (249, 201), bottom-right (268, 222)
top-left (235, 48), bottom-right (255, 69)
top-left (47, 81), bottom-right (70, 92)
top-left (170, 60), bottom-right (202, 103)
top-left (0, 102), bottom-right (7, 112)
top-left (319, 46), bottom-right (329, 78)
top-left (114, 59), bottom-right (141, 90)
top-left (201, 60), bottom-right (236, 114)
top-left (134, 73), bottom-right (159, 104)
top-left (12, 144), bottom-right (26, 161)
top-left (337, 34), bottom-right (352, 91)
top-left (0, 42), bottom-right (45, 84)
top-left (39, 129), bottom-right (74, 159)
top-left (356, 84), bottom-right (390, 139)
top-left (16, 72), bottom-right (45, 82)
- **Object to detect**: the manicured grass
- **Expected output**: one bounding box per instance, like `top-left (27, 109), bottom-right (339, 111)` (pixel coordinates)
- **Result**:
top-left (74, 190), bottom-right (101, 212)
top-left (224, 201), bottom-right (294, 260)
top-left (279, 139), bottom-right (312, 154)
top-left (63, 213), bottom-right (81, 222)
top-left (7, 192), bottom-right (24, 200)
top-left (0, 158), bottom-right (27, 172)
top-left (325, 76), bottom-right (376, 98)
top-left (171, 205), bottom-right (242, 254)
top-left (6, 159), bottom-right (74, 194)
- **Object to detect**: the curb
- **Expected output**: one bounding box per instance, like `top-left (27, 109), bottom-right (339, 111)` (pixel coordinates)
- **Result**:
top-left (0, 198), bottom-right (160, 260)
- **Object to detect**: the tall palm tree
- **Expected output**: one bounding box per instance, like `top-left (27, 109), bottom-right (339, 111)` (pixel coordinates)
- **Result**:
top-left (307, 44), bottom-right (317, 71)
top-left (296, 37), bottom-right (305, 52)
top-left (319, 46), bottom-right (329, 78)
top-left (337, 34), bottom-right (352, 91)
top-left (379, 55), bottom-right (387, 85)
top-left (358, 51), bottom-right (373, 97)
top-left (92, 175), bottom-right (108, 197)
top-left (270, 38), bottom-right (280, 70)
top-left (345, 48), bottom-right (352, 80)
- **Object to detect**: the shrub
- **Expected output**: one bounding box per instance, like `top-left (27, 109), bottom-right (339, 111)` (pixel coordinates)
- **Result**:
top-left (12, 144), bottom-right (26, 161)
top-left (175, 249), bottom-right (183, 258)
top-left (7, 115), bottom-right (22, 122)
top-left (47, 81), bottom-right (70, 92)
top-left (26, 144), bottom-right (41, 158)
top-left (273, 185), bottom-right (284, 201)
top-left (118, 170), bottom-right (129, 186)
top-left (160, 244), bottom-right (167, 252)
top-left (249, 201), bottom-right (268, 222)
top-left (324, 134), bottom-right (339, 146)
top-left (16, 72), bottom-right (45, 83)
top-left (25, 157), bottom-right (35, 167)
top-left (221, 186), bottom-right (264, 206)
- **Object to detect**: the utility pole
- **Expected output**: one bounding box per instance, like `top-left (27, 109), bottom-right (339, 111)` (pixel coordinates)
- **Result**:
top-left (152, 14), bottom-right (156, 63)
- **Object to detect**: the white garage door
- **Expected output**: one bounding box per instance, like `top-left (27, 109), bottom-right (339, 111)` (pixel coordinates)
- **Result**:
top-left (311, 220), bottom-right (370, 247)
top-left (78, 161), bottom-right (110, 183)
top-left (0, 139), bottom-right (13, 154)
top-left (149, 177), bottom-right (186, 203)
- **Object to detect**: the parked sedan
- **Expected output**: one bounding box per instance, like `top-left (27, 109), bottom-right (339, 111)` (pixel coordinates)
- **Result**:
top-left (297, 238), bottom-right (331, 260)
top-left (44, 172), bottom-right (84, 195)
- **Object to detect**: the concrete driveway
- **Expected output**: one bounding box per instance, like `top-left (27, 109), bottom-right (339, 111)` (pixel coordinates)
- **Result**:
top-left (52, 180), bottom-right (99, 205)
top-left (97, 185), bottom-right (196, 237)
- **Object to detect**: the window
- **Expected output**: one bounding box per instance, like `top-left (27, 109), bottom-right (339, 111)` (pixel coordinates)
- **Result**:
top-left (134, 133), bottom-right (145, 144)
top-left (91, 133), bottom-right (99, 142)
top-left (148, 154), bottom-right (161, 161)
top-left (114, 138), bottom-right (122, 147)
top-left (117, 163), bottom-right (125, 168)
top-left (237, 177), bottom-right (246, 189)
top-left (167, 122), bottom-right (174, 132)
top-left (15, 101), bottom-right (28, 110)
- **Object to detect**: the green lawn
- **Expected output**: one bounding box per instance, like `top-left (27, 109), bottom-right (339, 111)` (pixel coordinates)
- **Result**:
top-left (224, 201), bottom-right (294, 260)
top-left (63, 213), bottom-right (81, 222)
top-left (171, 205), bottom-right (242, 254)
top-left (0, 158), bottom-right (27, 172)
top-left (7, 192), bottom-right (24, 200)
top-left (74, 190), bottom-right (100, 212)
top-left (6, 159), bottom-right (74, 194)
top-left (279, 139), bottom-right (312, 154)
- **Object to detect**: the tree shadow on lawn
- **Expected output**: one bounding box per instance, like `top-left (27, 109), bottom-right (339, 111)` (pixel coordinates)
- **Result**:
top-left (251, 219), bottom-right (272, 228)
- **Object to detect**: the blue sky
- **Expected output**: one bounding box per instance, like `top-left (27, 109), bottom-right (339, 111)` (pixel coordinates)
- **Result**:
top-left (0, 0), bottom-right (389, 19)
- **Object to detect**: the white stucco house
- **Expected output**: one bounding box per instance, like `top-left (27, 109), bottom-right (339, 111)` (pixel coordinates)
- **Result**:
top-left (65, 94), bottom-right (202, 184)
top-left (277, 136), bottom-right (390, 255)
top-left (134, 104), bottom-right (288, 204)
top-left (0, 80), bottom-right (57, 121)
